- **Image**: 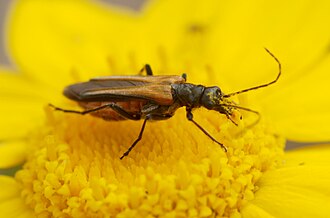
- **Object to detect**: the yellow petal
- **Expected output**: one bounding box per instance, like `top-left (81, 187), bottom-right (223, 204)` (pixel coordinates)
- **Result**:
top-left (0, 97), bottom-right (45, 139)
top-left (0, 176), bottom-right (21, 200)
top-left (143, 0), bottom-right (330, 143)
top-left (241, 204), bottom-right (276, 218)
top-left (188, 0), bottom-right (329, 141)
top-left (0, 141), bottom-right (27, 168)
top-left (257, 55), bottom-right (330, 142)
top-left (0, 69), bottom-right (57, 99)
top-left (282, 144), bottom-right (330, 166)
top-left (8, 0), bottom-right (140, 88)
top-left (140, 0), bottom-right (329, 88)
top-left (0, 198), bottom-right (34, 218)
top-left (241, 145), bottom-right (330, 218)
top-left (144, 0), bottom-right (330, 142)
top-left (0, 176), bottom-right (34, 218)
top-left (198, 0), bottom-right (329, 89)
top-left (0, 70), bottom-right (59, 140)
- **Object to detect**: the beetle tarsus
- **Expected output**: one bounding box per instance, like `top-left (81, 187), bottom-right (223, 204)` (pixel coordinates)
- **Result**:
top-left (49, 103), bottom-right (141, 120)
top-left (186, 109), bottom-right (227, 152)
top-left (225, 113), bottom-right (238, 126)
top-left (120, 117), bottom-right (149, 160)
top-left (49, 103), bottom-right (88, 114)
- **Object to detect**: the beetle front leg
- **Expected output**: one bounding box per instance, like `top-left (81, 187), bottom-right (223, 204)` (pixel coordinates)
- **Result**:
top-left (186, 108), bottom-right (227, 152)
top-left (225, 112), bottom-right (238, 126)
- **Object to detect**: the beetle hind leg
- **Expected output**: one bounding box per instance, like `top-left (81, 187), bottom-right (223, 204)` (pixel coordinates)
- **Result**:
top-left (181, 73), bottom-right (187, 81)
top-left (49, 103), bottom-right (141, 120)
top-left (139, 64), bottom-right (153, 76)
top-left (49, 103), bottom-right (95, 115)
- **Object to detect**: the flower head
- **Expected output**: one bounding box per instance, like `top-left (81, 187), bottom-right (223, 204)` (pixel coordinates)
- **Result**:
top-left (0, 0), bottom-right (330, 217)
top-left (13, 103), bottom-right (284, 217)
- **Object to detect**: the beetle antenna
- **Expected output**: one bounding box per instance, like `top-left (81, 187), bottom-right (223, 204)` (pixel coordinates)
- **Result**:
top-left (223, 48), bottom-right (281, 98)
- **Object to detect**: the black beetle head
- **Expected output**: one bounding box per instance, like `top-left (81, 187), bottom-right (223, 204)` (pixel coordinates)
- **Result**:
top-left (200, 86), bottom-right (235, 116)
top-left (200, 86), bottom-right (223, 110)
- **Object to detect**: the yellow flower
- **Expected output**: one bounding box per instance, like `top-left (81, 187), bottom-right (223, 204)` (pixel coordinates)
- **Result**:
top-left (0, 0), bottom-right (329, 217)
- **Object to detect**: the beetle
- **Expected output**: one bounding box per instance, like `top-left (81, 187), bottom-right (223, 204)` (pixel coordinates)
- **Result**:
top-left (50, 48), bottom-right (281, 159)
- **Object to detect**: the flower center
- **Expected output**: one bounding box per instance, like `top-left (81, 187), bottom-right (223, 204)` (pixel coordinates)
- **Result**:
top-left (16, 106), bottom-right (284, 217)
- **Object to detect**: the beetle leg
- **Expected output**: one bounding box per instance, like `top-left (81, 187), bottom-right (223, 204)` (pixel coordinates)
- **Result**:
top-left (120, 116), bottom-right (150, 159)
top-left (49, 103), bottom-right (141, 120)
top-left (186, 108), bottom-right (227, 152)
top-left (105, 103), bottom-right (141, 120)
top-left (225, 112), bottom-right (238, 126)
top-left (147, 113), bottom-right (173, 120)
top-left (139, 64), bottom-right (153, 76)
top-left (181, 73), bottom-right (187, 81)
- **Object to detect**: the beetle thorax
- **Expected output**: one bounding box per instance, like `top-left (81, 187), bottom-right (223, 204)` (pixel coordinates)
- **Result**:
top-left (171, 83), bottom-right (205, 108)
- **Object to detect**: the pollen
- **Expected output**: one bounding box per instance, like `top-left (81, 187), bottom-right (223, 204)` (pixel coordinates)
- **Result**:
top-left (15, 106), bottom-right (284, 217)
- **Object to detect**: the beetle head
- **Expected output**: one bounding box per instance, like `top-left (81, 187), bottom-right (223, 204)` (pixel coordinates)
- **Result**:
top-left (200, 86), bottom-right (234, 115)
top-left (201, 86), bottom-right (222, 109)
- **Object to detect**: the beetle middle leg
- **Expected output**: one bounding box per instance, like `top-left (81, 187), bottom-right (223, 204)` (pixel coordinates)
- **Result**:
top-left (120, 116), bottom-right (150, 159)
top-left (186, 109), bottom-right (227, 152)
top-left (120, 113), bottom-right (173, 159)
top-left (49, 103), bottom-right (141, 120)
